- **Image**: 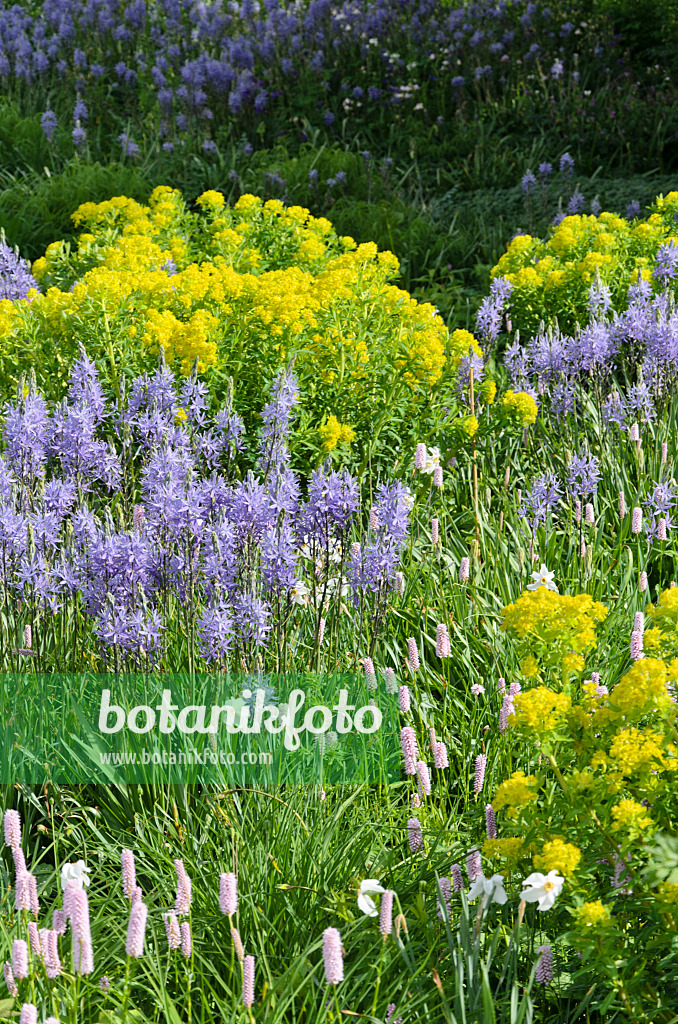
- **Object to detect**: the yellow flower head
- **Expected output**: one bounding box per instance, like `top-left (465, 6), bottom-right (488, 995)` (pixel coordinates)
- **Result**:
top-left (610, 798), bottom-right (654, 834)
top-left (574, 900), bottom-right (614, 929)
top-left (533, 837), bottom-right (581, 876)
top-left (492, 771), bottom-right (538, 818)
top-left (501, 390), bottom-right (538, 426)
top-left (511, 686), bottom-right (571, 736)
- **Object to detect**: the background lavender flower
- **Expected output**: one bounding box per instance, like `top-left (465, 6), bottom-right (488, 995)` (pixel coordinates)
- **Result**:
top-left (0, 235), bottom-right (40, 301)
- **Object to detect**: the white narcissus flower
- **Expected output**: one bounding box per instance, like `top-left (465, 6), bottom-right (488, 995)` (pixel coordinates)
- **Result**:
top-left (61, 860), bottom-right (90, 889)
top-left (289, 580), bottom-right (310, 607)
top-left (520, 871), bottom-right (564, 910)
top-left (357, 878), bottom-right (385, 917)
top-left (422, 447), bottom-right (441, 475)
top-left (467, 873), bottom-right (508, 905)
top-left (526, 563), bottom-right (558, 593)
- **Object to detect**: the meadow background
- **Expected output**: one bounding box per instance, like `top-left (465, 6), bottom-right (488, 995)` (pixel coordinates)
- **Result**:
top-left (0, 1), bottom-right (678, 1022)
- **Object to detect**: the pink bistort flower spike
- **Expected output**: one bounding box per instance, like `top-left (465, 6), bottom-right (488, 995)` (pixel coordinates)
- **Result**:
top-left (662, 442), bottom-right (668, 464)
top-left (19, 1005), bottom-right (37, 1024)
top-left (466, 848), bottom-right (482, 883)
top-left (384, 668), bottom-right (397, 694)
top-left (415, 443), bottom-right (427, 470)
top-left (125, 899), bottom-right (148, 958)
top-left (2, 962), bottom-right (17, 998)
top-left (630, 630), bottom-right (644, 661)
top-left (121, 849), bottom-right (136, 899)
top-left (180, 921), bottom-right (192, 959)
top-left (485, 804), bottom-right (497, 839)
top-left (42, 931), bottom-right (61, 979)
top-left (437, 878), bottom-right (452, 920)
top-left (174, 859), bottom-right (192, 915)
top-left (536, 945), bottom-right (554, 984)
top-left (27, 922), bottom-right (40, 957)
top-left (399, 685), bottom-right (411, 714)
top-left (632, 508), bottom-right (642, 534)
top-left (433, 465), bottom-right (443, 488)
top-left (231, 927), bottom-right (245, 964)
top-left (619, 491), bottom-right (626, 518)
top-left (379, 890), bottom-right (394, 936)
top-left (434, 742), bottom-right (449, 769)
top-left (639, 570), bottom-right (648, 593)
top-left (322, 928), bottom-right (344, 985)
top-left (473, 754), bottom-right (487, 794)
top-left (451, 864), bottom-right (463, 893)
top-left (3, 810), bottom-right (21, 849)
top-left (436, 623), bottom-right (451, 658)
top-left (431, 518), bottom-right (439, 544)
top-left (416, 760), bottom-right (431, 797)
top-left (219, 873), bottom-right (238, 916)
top-left (164, 912), bottom-right (181, 951)
top-left (459, 557), bottom-right (470, 583)
top-left (407, 818), bottom-right (424, 854)
top-left (12, 941), bottom-right (28, 980)
top-left (406, 637), bottom-right (420, 672)
top-left (243, 954), bottom-right (255, 1006)
top-left (400, 727), bottom-right (418, 775)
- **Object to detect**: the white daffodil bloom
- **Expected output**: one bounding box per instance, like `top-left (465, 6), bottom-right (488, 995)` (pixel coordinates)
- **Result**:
top-left (520, 871), bottom-right (564, 911)
top-left (357, 878), bottom-right (385, 917)
top-left (290, 580), bottom-right (310, 607)
top-left (467, 873), bottom-right (508, 905)
top-left (526, 563), bottom-right (558, 592)
top-left (422, 448), bottom-right (441, 475)
top-left (61, 860), bottom-right (90, 889)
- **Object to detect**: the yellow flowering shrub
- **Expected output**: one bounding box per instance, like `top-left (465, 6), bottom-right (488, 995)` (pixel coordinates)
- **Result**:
top-left (500, 589), bottom-right (608, 675)
top-left (0, 187), bottom-right (470, 461)
top-left (496, 589), bottom-right (677, 940)
top-left (318, 416), bottom-right (356, 451)
top-left (491, 195), bottom-right (678, 332)
top-left (482, 837), bottom-right (529, 863)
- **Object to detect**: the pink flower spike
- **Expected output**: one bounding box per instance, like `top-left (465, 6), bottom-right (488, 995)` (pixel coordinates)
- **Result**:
top-left (632, 508), bottom-right (642, 534)
top-left (322, 928), bottom-right (344, 985)
top-left (433, 466), bottom-right (443, 488)
top-left (473, 754), bottom-right (487, 794)
top-left (431, 518), bottom-right (439, 544)
top-left (19, 1005), bottom-right (37, 1024)
top-left (485, 804), bottom-right (497, 839)
top-left (416, 760), bottom-right (431, 797)
top-left (414, 443), bottom-right (427, 470)
top-left (27, 922), bottom-right (41, 957)
top-left (459, 557), bottom-right (470, 583)
top-left (619, 491), bottom-right (626, 518)
top-left (121, 849), bottom-right (136, 899)
top-left (406, 637), bottom-right (420, 672)
top-left (3, 810), bottom-right (21, 849)
top-left (219, 873), bottom-right (238, 916)
top-left (536, 945), bottom-right (554, 984)
top-left (434, 742), bottom-right (449, 769)
top-left (400, 727), bottom-right (418, 775)
top-left (407, 818), bottom-right (424, 854)
top-left (180, 921), bottom-right (192, 959)
top-left (12, 941), bottom-right (28, 980)
top-left (451, 864), bottom-right (463, 893)
top-left (466, 848), bottom-right (482, 883)
top-left (384, 668), bottom-right (397, 694)
top-left (436, 623), bottom-right (451, 658)
top-left (174, 859), bottom-right (192, 915)
top-left (243, 954), bottom-right (255, 1006)
top-left (399, 686), bottom-right (411, 714)
top-left (379, 890), bottom-right (394, 936)
top-left (164, 912), bottom-right (181, 951)
top-left (231, 927), bottom-right (245, 963)
top-left (639, 570), bottom-right (648, 593)
top-left (2, 962), bottom-right (17, 998)
top-left (437, 877), bottom-right (452, 920)
top-left (125, 900), bottom-right (148, 958)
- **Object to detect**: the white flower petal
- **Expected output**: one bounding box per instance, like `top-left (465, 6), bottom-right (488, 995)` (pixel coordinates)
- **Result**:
top-left (357, 893), bottom-right (378, 916)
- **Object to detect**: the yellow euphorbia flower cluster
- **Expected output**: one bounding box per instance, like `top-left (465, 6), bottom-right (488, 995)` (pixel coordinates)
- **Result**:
top-left (500, 588), bottom-right (608, 673)
top-left (5, 188), bottom-right (464, 439)
top-left (490, 193), bottom-right (678, 332)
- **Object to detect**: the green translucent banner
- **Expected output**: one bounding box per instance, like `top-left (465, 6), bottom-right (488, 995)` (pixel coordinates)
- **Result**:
top-left (0, 672), bottom-right (400, 785)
